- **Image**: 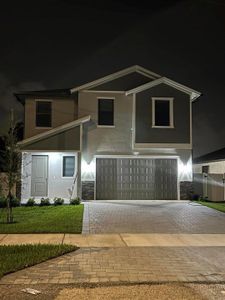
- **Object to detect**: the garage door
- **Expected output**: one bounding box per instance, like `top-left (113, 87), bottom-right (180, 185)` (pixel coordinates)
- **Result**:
top-left (96, 158), bottom-right (178, 200)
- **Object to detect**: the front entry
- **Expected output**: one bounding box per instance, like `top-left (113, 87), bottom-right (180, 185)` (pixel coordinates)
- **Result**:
top-left (31, 155), bottom-right (48, 197)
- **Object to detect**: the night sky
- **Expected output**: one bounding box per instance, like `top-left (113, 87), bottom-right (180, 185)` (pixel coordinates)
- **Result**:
top-left (0, 0), bottom-right (224, 157)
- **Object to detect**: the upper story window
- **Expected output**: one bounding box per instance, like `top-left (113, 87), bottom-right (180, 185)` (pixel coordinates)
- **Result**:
top-left (152, 97), bottom-right (174, 128)
top-left (98, 98), bottom-right (114, 126)
top-left (202, 165), bottom-right (209, 174)
top-left (62, 156), bottom-right (75, 177)
top-left (36, 100), bottom-right (52, 128)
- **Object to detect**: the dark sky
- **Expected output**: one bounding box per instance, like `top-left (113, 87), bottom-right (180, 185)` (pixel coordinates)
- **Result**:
top-left (0, 0), bottom-right (224, 157)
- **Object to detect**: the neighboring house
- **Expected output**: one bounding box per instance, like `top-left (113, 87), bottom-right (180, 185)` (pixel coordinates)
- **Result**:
top-left (193, 148), bottom-right (225, 202)
top-left (15, 65), bottom-right (201, 203)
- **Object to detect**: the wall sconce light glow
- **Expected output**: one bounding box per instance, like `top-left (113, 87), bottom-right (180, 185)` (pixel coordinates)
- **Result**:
top-left (178, 159), bottom-right (192, 181)
top-left (179, 163), bottom-right (191, 174)
top-left (81, 159), bottom-right (95, 180)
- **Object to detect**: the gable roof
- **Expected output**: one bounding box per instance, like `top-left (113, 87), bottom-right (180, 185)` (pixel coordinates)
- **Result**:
top-left (14, 65), bottom-right (201, 104)
top-left (194, 147), bottom-right (225, 164)
top-left (18, 115), bottom-right (90, 147)
top-left (125, 77), bottom-right (202, 101)
top-left (70, 65), bottom-right (161, 93)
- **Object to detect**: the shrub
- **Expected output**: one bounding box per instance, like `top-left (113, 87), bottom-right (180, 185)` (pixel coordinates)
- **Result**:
top-left (11, 197), bottom-right (20, 207)
top-left (39, 198), bottom-right (50, 206)
top-left (199, 196), bottom-right (209, 202)
top-left (54, 197), bottom-right (64, 206)
top-left (26, 198), bottom-right (36, 206)
top-left (0, 196), bottom-right (7, 208)
top-left (0, 196), bottom-right (20, 208)
top-left (70, 197), bottom-right (81, 205)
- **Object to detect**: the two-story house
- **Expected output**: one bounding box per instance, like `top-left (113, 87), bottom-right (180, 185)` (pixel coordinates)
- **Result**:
top-left (16, 65), bottom-right (201, 203)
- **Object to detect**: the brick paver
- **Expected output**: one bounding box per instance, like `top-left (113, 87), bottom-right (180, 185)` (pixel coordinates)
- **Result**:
top-left (84, 200), bottom-right (225, 234)
top-left (1, 246), bottom-right (225, 284)
top-left (3, 233), bottom-right (225, 247)
top-left (1, 201), bottom-right (225, 285)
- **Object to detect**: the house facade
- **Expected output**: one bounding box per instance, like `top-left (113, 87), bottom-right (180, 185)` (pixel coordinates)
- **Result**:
top-left (193, 148), bottom-right (225, 202)
top-left (16, 66), bottom-right (201, 203)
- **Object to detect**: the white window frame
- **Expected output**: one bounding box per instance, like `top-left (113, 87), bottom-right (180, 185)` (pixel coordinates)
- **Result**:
top-left (62, 155), bottom-right (76, 178)
top-left (152, 97), bottom-right (174, 128)
top-left (97, 97), bottom-right (115, 128)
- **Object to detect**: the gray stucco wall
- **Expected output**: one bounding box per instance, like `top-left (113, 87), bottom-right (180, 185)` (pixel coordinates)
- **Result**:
top-left (20, 126), bottom-right (80, 151)
top-left (135, 83), bottom-right (190, 144)
top-left (78, 91), bottom-right (133, 163)
top-left (78, 91), bottom-right (193, 183)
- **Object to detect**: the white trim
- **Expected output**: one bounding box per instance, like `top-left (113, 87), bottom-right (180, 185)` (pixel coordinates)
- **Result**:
top-left (97, 125), bottom-right (115, 128)
top-left (80, 124), bottom-right (83, 153)
top-left (18, 115), bottom-right (91, 146)
top-left (82, 90), bottom-right (125, 94)
top-left (97, 97), bottom-right (115, 127)
top-left (61, 154), bottom-right (76, 178)
top-left (136, 69), bottom-right (156, 80)
top-left (21, 150), bottom-right (80, 153)
top-left (152, 126), bottom-right (175, 129)
top-left (134, 143), bottom-right (192, 150)
top-left (95, 154), bottom-right (179, 159)
top-left (131, 93), bottom-right (136, 149)
top-left (177, 160), bottom-right (180, 201)
top-left (70, 65), bottom-right (161, 93)
top-left (34, 99), bottom-right (53, 102)
top-left (94, 156), bottom-right (97, 201)
top-left (35, 127), bottom-right (53, 130)
top-left (152, 97), bottom-right (174, 128)
top-left (125, 77), bottom-right (201, 101)
top-left (190, 97), bottom-right (193, 147)
top-left (97, 96), bottom-right (116, 100)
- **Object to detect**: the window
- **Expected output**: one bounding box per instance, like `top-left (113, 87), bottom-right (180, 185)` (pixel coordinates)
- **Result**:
top-left (36, 101), bottom-right (52, 127)
top-left (202, 165), bottom-right (209, 174)
top-left (152, 98), bottom-right (174, 128)
top-left (63, 156), bottom-right (75, 177)
top-left (98, 98), bottom-right (114, 126)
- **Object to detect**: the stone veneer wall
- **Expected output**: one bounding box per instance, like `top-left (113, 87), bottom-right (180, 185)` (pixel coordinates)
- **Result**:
top-left (82, 181), bottom-right (95, 200)
top-left (180, 181), bottom-right (193, 200)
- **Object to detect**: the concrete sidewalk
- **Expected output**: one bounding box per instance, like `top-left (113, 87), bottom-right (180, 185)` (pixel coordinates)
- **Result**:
top-left (2, 233), bottom-right (225, 247)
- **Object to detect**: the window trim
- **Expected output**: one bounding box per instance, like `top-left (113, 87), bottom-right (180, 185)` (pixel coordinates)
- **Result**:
top-left (152, 97), bottom-right (174, 128)
top-left (35, 99), bottom-right (52, 129)
top-left (97, 97), bottom-right (115, 127)
top-left (62, 155), bottom-right (76, 178)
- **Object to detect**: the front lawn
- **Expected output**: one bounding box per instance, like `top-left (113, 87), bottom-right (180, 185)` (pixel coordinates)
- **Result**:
top-left (195, 201), bottom-right (225, 213)
top-left (0, 205), bottom-right (83, 233)
top-left (0, 244), bottom-right (77, 278)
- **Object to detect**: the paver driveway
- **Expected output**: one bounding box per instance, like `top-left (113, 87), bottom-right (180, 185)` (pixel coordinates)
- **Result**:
top-left (83, 200), bottom-right (225, 234)
top-left (2, 200), bottom-right (225, 286)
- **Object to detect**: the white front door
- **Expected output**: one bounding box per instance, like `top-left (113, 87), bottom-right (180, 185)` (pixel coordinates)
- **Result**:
top-left (31, 155), bottom-right (48, 197)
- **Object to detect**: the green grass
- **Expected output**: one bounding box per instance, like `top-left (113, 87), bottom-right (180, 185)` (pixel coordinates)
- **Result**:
top-left (195, 201), bottom-right (225, 213)
top-left (0, 244), bottom-right (77, 278)
top-left (0, 205), bottom-right (83, 233)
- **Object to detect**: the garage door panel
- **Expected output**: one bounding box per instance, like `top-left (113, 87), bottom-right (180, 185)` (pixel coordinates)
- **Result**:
top-left (96, 158), bottom-right (177, 200)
